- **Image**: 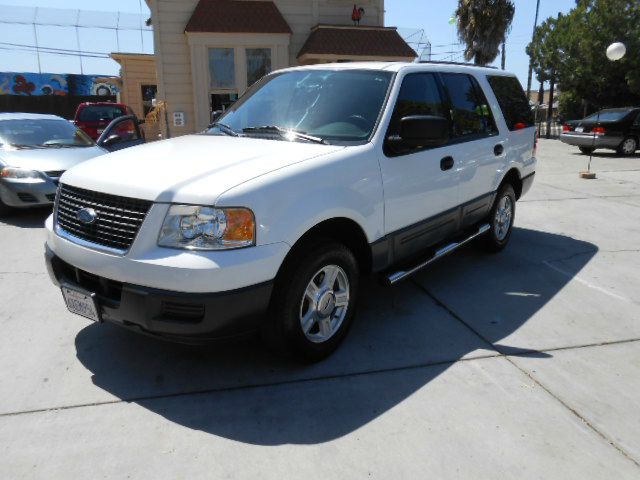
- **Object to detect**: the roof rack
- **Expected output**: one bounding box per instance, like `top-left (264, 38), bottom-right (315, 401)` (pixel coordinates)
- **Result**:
top-left (418, 60), bottom-right (498, 69)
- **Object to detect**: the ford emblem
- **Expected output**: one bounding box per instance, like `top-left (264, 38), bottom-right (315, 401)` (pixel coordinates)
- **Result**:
top-left (76, 207), bottom-right (98, 225)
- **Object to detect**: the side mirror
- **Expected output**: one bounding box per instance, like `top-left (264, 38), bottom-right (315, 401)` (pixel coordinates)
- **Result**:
top-left (101, 134), bottom-right (122, 147)
top-left (396, 115), bottom-right (449, 148)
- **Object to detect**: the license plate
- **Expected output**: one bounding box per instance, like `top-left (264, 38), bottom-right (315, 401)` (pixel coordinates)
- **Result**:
top-left (575, 126), bottom-right (584, 133)
top-left (62, 285), bottom-right (101, 322)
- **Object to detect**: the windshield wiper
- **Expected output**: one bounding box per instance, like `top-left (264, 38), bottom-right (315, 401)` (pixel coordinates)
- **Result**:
top-left (209, 122), bottom-right (239, 137)
top-left (242, 125), bottom-right (327, 145)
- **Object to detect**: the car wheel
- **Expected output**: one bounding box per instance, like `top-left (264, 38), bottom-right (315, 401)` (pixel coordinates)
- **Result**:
top-left (264, 240), bottom-right (359, 362)
top-left (579, 146), bottom-right (595, 155)
top-left (617, 137), bottom-right (638, 156)
top-left (484, 184), bottom-right (516, 253)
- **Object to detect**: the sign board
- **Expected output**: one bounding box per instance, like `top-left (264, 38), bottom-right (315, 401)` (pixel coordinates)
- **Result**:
top-left (173, 111), bottom-right (185, 127)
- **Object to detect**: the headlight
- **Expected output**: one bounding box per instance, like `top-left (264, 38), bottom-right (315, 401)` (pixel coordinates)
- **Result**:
top-left (0, 167), bottom-right (44, 182)
top-left (158, 205), bottom-right (255, 250)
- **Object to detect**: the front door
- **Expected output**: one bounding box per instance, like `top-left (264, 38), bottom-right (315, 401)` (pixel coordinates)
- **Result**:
top-left (379, 72), bottom-right (459, 261)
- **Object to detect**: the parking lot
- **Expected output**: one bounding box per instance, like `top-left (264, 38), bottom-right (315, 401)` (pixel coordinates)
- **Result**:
top-left (1, 139), bottom-right (640, 478)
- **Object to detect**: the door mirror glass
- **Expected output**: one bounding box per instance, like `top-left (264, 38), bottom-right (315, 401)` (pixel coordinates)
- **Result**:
top-left (397, 115), bottom-right (449, 148)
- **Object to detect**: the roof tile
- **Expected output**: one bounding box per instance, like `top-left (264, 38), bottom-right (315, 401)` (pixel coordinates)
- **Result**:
top-left (185, 0), bottom-right (292, 34)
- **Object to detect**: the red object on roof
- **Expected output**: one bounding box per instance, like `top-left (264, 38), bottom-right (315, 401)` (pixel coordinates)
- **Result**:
top-left (185, 0), bottom-right (292, 34)
top-left (352, 5), bottom-right (362, 22)
top-left (298, 25), bottom-right (417, 59)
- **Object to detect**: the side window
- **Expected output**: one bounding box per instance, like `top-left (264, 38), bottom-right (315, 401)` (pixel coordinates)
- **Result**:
top-left (385, 73), bottom-right (448, 156)
top-left (441, 73), bottom-right (497, 139)
top-left (487, 75), bottom-right (534, 130)
top-left (634, 112), bottom-right (640, 126)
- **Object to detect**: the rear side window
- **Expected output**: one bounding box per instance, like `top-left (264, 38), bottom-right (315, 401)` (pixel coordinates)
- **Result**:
top-left (441, 73), bottom-right (497, 138)
top-left (487, 75), bottom-right (534, 130)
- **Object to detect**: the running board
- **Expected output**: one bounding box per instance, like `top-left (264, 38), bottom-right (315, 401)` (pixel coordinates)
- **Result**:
top-left (386, 224), bottom-right (491, 286)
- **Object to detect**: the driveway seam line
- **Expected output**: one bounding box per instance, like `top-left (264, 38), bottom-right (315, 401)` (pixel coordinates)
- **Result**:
top-left (413, 280), bottom-right (640, 469)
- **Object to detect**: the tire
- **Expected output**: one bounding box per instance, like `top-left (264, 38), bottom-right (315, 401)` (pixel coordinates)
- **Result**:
top-left (617, 136), bottom-right (637, 156)
top-left (579, 146), bottom-right (595, 155)
top-left (263, 240), bottom-right (360, 362)
top-left (484, 184), bottom-right (516, 253)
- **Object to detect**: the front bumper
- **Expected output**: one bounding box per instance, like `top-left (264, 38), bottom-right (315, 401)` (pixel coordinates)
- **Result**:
top-left (0, 178), bottom-right (57, 208)
top-left (45, 245), bottom-right (274, 342)
top-left (560, 133), bottom-right (623, 149)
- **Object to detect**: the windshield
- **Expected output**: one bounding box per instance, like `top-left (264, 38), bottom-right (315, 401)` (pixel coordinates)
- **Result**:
top-left (78, 105), bottom-right (125, 122)
top-left (207, 69), bottom-right (394, 144)
top-left (0, 118), bottom-right (95, 149)
top-left (584, 110), bottom-right (630, 122)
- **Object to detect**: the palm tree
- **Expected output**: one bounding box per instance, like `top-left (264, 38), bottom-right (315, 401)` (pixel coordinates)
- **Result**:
top-left (455, 0), bottom-right (515, 66)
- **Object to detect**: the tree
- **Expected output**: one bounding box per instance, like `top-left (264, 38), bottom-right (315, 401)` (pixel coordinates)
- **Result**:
top-left (455, 0), bottom-right (515, 66)
top-left (527, 0), bottom-right (640, 119)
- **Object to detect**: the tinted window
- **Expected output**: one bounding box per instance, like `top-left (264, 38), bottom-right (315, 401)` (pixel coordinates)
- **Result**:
top-left (584, 110), bottom-right (631, 122)
top-left (441, 73), bottom-right (497, 138)
top-left (387, 73), bottom-right (447, 137)
top-left (78, 105), bottom-right (125, 122)
top-left (487, 75), bottom-right (534, 130)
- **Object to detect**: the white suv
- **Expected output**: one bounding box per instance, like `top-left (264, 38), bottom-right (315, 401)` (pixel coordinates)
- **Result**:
top-left (45, 62), bottom-right (536, 361)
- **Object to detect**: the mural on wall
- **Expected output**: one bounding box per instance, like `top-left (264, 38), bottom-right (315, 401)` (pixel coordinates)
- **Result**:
top-left (0, 72), bottom-right (121, 96)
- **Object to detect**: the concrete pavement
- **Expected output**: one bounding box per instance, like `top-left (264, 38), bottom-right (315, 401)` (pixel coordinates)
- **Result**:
top-left (1, 140), bottom-right (639, 478)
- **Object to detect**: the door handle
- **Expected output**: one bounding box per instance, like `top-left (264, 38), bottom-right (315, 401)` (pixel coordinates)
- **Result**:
top-left (494, 144), bottom-right (504, 156)
top-left (440, 156), bottom-right (454, 171)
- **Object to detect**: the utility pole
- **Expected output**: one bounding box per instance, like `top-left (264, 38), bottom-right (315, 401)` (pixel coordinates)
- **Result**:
top-left (501, 43), bottom-right (506, 70)
top-left (526, 0), bottom-right (541, 98)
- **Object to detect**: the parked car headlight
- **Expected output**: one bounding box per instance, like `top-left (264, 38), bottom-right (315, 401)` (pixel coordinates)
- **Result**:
top-left (158, 205), bottom-right (255, 250)
top-left (0, 166), bottom-right (44, 182)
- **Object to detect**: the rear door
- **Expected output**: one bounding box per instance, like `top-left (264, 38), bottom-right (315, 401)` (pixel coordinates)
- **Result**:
top-left (379, 72), bottom-right (460, 261)
top-left (439, 72), bottom-right (503, 228)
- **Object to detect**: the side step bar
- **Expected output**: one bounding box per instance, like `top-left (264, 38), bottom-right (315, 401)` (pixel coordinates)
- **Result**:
top-left (386, 224), bottom-right (491, 286)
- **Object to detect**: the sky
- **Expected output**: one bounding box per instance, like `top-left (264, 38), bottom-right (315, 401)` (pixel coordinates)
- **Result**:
top-left (0, 0), bottom-right (578, 88)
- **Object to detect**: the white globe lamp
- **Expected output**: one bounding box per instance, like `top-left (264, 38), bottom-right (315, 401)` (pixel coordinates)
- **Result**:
top-left (606, 42), bottom-right (626, 61)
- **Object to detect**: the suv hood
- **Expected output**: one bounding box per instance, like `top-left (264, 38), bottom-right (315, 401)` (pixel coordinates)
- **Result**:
top-left (61, 135), bottom-right (344, 204)
top-left (0, 146), bottom-right (106, 171)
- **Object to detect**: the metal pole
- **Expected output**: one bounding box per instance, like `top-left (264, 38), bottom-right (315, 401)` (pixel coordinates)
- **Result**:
top-left (116, 11), bottom-right (121, 52)
top-left (75, 10), bottom-right (83, 74)
top-left (33, 7), bottom-right (41, 73)
top-left (138, 0), bottom-right (145, 51)
top-left (526, 0), bottom-right (541, 98)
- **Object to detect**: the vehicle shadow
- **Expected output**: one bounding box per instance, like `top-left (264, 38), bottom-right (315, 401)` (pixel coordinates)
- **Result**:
top-left (74, 227), bottom-right (596, 445)
top-left (0, 207), bottom-right (51, 228)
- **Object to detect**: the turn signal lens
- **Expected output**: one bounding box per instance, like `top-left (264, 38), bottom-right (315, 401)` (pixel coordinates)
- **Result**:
top-left (223, 208), bottom-right (255, 243)
top-left (562, 124), bottom-right (570, 132)
top-left (592, 127), bottom-right (606, 135)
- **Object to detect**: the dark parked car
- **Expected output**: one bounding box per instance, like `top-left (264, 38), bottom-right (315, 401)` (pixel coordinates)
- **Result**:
top-left (560, 107), bottom-right (640, 156)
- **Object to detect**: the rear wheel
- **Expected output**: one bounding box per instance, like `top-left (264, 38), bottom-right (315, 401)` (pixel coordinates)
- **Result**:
top-left (484, 184), bottom-right (516, 253)
top-left (263, 240), bottom-right (359, 362)
top-left (617, 137), bottom-right (637, 156)
top-left (579, 146), bottom-right (595, 155)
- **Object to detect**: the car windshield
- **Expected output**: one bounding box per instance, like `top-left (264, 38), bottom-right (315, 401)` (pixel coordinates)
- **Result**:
top-left (78, 105), bottom-right (125, 122)
top-left (584, 110), bottom-right (630, 122)
top-left (206, 69), bottom-right (394, 144)
top-left (0, 118), bottom-right (95, 149)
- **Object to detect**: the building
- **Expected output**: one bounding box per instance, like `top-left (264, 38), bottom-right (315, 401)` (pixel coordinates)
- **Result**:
top-left (114, 0), bottom-right (416, 135)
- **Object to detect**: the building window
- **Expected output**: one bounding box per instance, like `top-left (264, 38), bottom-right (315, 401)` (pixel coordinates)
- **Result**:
top-left (208, 48), bottom-right (235, 89)
top-left (246, 48), bottom-right (271, 87)
top-left (141, 84), bottom-right (157, 117)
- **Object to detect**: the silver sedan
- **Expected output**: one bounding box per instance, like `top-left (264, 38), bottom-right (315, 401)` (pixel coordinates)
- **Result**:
top-left (0, 113), bottom-right (107, 215)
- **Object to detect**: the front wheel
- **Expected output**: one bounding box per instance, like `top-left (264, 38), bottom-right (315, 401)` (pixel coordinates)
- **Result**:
top-left (617, 137), bottom-right (637, 156)
top-left (0, 197), bottom-right (12, 218)
top-left (263, 240), bottom-right (359, 362)
top-left (484, 184), bottom-right (516, 253)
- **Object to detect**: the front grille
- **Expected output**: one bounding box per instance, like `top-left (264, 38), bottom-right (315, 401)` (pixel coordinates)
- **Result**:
top-left (160, 301), bottom-right (205, 323)
top-left (56, 184), bottom-right (152, 251)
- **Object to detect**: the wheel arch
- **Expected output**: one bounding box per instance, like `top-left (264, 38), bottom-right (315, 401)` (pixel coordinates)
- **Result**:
top-left (499, 168), bottom-right (523, 199)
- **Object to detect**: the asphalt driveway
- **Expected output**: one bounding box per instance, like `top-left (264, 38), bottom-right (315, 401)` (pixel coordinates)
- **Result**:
top-left (1, 139), bottom-right (639, 478)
